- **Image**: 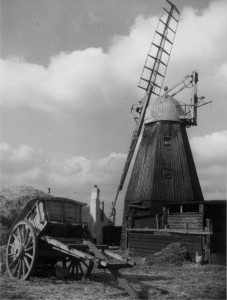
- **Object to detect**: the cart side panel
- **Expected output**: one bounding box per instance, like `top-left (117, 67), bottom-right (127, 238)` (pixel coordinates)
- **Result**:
top-left (64, 202), bottom-right (81, 224)
top-left (41, 199), bottom-right (86, 239)
top-left (45, 200), bottom-right (63, 223)
top-left (45, 200), bottom-right (82, 224)
top-left (25, 201), bottom-right (47, 234)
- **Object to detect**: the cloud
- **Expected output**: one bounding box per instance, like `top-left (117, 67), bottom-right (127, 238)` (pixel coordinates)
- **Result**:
top-left (0, 142), bottom-right (126, 201)
top-left (1, 0), bottom-right (227, 118)
top-left (165, 0), bottom-right (227, 105)
top-left (0, 143), bottom-right (44, 173)
top-left (190, 130), bottom-right (227, 200)
top-left (48, 152), bottom-right (126, 194)
top-left (190, 131), bottom-right (227, 165)
top-left (0, 0), bottom-right (226, 132)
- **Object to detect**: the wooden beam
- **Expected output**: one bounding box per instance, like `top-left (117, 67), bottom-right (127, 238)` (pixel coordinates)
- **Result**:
top-left (41, 236), bottom-right (96, 260)
top-left (205, 219), bottom-right (213, 232)
top-left (180, 205), bottom-right (183, 213)
top-left (205, 235), bottom-right (211, 264)
top-left (103, 250), bottom-right (124, 261)
top-left (128, 228), bottom-right (213, 235)
top-left (110, 269), bottom-right (140, 299)
top-left (84, 241), bottom-right (139, 299)
top-left (156, 214), bottom-right (159, 229)
top-left (104, 250), bottom-right (135, 266)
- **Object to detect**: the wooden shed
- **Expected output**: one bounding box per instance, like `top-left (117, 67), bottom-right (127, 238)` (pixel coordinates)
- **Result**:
top-left (127, 200), bottom-right (226, 265)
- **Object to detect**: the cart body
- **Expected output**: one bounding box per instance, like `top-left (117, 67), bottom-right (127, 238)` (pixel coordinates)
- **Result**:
top-left (6, 197), bottom-right (139, 299)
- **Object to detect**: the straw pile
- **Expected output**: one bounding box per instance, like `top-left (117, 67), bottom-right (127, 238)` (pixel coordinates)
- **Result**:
top-left (146, 242), bottom-right (192, 266)
top-left (0, 185), bottom-right (50, 246)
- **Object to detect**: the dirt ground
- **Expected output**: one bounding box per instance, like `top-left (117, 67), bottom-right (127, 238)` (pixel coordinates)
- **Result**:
top-left (0, 259), bottom-right (226, 300)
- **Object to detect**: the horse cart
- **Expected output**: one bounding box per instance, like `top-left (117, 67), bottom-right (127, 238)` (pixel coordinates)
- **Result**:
top-left (6, 197), bottom-right (139, 299)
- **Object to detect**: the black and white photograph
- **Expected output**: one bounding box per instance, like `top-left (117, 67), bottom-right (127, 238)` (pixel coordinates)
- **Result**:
top-left (0, 0), bottom-right (226, 299)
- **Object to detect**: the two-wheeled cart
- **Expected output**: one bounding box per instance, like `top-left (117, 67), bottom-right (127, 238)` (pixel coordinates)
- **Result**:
top-left (6, 197), bottom-right (139, 299)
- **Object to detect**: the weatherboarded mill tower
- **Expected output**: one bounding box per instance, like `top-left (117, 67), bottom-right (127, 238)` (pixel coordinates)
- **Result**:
top-left (109, 0), bottom-right (210, 251)
top-left (123, 93), bottom-right (204, 215)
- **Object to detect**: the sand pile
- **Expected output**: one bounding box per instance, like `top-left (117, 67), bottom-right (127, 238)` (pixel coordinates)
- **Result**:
top-left (146, 242), bottom-right (192, 266)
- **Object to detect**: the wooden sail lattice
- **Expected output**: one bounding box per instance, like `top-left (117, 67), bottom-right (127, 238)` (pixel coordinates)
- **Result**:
top-left (111, 0), bottom-right (180, 215)
top-left (138, 0), bottom-right (180, 96)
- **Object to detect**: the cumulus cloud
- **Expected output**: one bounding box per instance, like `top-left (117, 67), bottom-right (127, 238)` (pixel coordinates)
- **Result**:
top-left (190, 130), bottom-right (227, 200)
top-left (0, 142), bottom-right (126, 202)
top-left (191, 131), bottom-right (227, 165)
top-left (0, 143), bottom-right (43, 173)
top-left (0, 143), bottom-right (48, 187)
top-left (0, 0), bottom-right (226, 115)
top-left (165, 0), bottom-right (227, 106)
top-left (48, 152), bottom-right (126, 193)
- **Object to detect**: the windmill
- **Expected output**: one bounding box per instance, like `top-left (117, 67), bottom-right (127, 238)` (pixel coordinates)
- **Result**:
top-left (109, 0), bottom-right (210, 249)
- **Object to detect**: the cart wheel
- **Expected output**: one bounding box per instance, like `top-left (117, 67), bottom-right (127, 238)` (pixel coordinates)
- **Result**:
top-left (62, 257), bottom-right (94, 280)
top-left (6, 221), bottom-right (37, 280)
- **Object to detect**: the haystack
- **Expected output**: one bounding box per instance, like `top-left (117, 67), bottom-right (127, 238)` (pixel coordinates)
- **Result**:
top-left (0, 185), bottom-right (50, 246)
top-left (146, 242), bottom-right (191, 266)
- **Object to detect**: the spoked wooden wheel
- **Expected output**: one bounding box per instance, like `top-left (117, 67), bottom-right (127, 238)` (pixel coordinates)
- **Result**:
top-left (62, 257), bottom-right (94, 280)
top-left (6, 221), bottom-right (37, 280)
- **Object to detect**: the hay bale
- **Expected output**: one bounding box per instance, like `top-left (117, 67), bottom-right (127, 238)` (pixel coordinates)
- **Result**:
top-left (0, 185), bottom-right (50, 245)
top-left (146, 242), bottom-right (192, 266)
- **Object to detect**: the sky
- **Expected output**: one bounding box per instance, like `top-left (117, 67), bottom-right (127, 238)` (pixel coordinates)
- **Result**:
top-left (0, 0), bottom-right (227, 225)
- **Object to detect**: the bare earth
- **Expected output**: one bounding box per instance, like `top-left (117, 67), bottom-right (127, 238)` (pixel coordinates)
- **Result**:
top-left (0, 259), bottom-right (226, 300)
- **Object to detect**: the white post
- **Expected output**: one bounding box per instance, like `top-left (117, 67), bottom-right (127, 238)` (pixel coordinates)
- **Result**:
top-left (89, 185), bottom-right (103, 244)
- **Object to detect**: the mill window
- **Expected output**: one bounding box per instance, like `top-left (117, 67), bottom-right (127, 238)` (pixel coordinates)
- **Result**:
top-left (163, 168), bottom-right (172, 179)
top-left (164, 136), bottom-right (171, 146)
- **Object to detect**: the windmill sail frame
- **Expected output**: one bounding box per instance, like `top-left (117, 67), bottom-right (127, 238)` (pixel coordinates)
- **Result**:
top-left (110, 0), bottom-right (180, 217)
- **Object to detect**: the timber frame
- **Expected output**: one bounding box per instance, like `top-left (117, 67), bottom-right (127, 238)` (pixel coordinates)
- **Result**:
top-left (126, 200), bottom-right (226, 265)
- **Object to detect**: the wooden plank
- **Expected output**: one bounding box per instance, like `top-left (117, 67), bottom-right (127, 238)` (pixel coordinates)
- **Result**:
top-left (129, 235), bottom-right (175, 241)
top-left (130, 243), bottom-right (202, 253)
top-left (168, 220), bottom-right (203, 224)
top-left (128, 229), bottom-right (212, 235)
top-left (129, 232), bottom-right (203, 239)
top-left (168, 212), bottom-right (203, 216)
top-left (129, 239), bottom-right (176, 245)
top-left (168, 221), bottom-right (203, 225)
top-left (84, 241), bottom-right (139, 299)
top-left (128, 236), bottom-right (202, 244)
top-left (104, 250), bottom-right (124, 261)
top-left (41, 236), bottom-right (96, 260)
top-left (128, 233), bottom-right (203, 259)
top-left (168, 218), bottom-right (203, 222)
top-left (129, 237), bottom-right (201, 244)
top-left (45, 200), bottom-right (63, 222)
top-left (206, 235), bottom-right (211, 264)
top-left (168, 217), bottom-right (203, 220)
top-left (210, 253), bottom-right (226, 265)
top-left (110, 270), bottom-right (139, 299)
top-left (168, 222), bottom-right (203, 225)
top-left (129, 244), bottom-right (202, 253)
top-left (103, 250), bottom-right (135, 266)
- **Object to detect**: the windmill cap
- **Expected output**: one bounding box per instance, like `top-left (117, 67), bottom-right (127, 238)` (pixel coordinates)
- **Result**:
top-left (144, 95), bottom-right (183, 124)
